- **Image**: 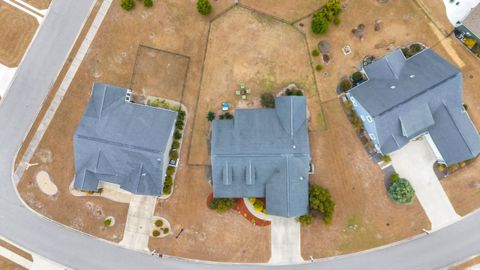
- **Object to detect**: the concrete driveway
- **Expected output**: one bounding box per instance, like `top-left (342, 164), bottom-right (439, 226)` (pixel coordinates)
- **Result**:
top-left (269, 216), bottom-right (303, 265)
top-left (390, 137), bottom-right (460, 231)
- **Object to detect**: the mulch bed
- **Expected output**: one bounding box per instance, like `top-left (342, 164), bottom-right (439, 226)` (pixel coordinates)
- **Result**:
top-left (206, 193), bottom-right (270, 226)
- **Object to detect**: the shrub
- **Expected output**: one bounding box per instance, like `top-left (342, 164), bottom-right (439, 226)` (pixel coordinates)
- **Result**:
top-left (162, 228), bottom-right (169, 234)
top-left (223, 112), bottom-right (234, 119)
top-left (401, 47), bottom-right (413, 58)
top-left (155, 219), bottom-right (163, 227)
top-left (197, 0), bottom-right (212, 16)
top-left (339, 79), bottom-right (352, 92)
top-left (169, 150), bottom-right (178, 160)
top-left (171, 140), bottom-right (180, 149)
top-left (316, 64), bottom-right (323, 72)
top-left (295, 90), bottom-right (304, 96)
top-left (437, 164), bottom-right (446, 172)
top-left (390, 173), bottom-right (400, 184)
top-left (312, 49), bottom-right (320, 57)
top-left (351, 71), bottom-right (364, 84)
top-left (472, 43), bottom-right (480, 56)
top-left (167, 166), bottom-right (176, 176)
top-left (388, 179), bottom-right (415, 204)
top-left (209, 198), bottom-right (237, 213)
top-left (351, 111), bottom-right (363, 129)
top-left (333, 16), bottom-right (341, 25)
top-left (143, 0), bottom-right (153, 7)
top-left (121, 0), bottom-right (135, 10)
top-left (463, 104), bottom-right (468, 111)
top-left (297, 213), bottom-right (313, 225)
top-left (464, 37), bottom-right (477, 48)
top-left (103, 218), bottom-right (112, 227)
top-left (149, 98), bottom-right (160, 107)
top-left (163, 175), bottom-right (173, 194)
top-left (178, 110), bottom-right (186, 121)
top-left (152, 230), bottom-right (160, 237)
top-left (409, 43), bottom-right (424, 54)
top-left (309, 184), bottom-right (335, 224)
top-left (253, 200), bottom-right (264, 211)
top-left (207, 111), bottom-right (215, 121)
top-left (382, 155), bottom-right (391, 163)
top-left (176, 120), bottom-right (184, 130)
top-left (174, 130), bottom-right (182, 140)
top-left (311, 14), bottom-right (329, 34)
top-left (260, 92), bottom-right (275, 108)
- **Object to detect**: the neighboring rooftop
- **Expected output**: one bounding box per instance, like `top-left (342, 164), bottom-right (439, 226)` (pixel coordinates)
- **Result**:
top-left (462, 4), bottom-right (480, 37)
top-left (211, 96), bottom-right (310, 217)
top-left (73, 83), bottom-right (177, 196)
top-left (349, 49), bottom-right (480, 165)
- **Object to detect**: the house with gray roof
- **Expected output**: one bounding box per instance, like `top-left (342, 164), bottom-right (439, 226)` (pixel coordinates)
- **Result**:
top-left (210, 96), bottom-right (311, 217)
top-left (456, 4), bottom-right (480, 43)
top-left (73, 83), bottom-right (177, 196)
top-left (346, 48), bottom-right (480, 165)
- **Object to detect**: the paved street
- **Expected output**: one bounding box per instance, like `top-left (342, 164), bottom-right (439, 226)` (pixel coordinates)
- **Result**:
top-left (0, 1), bottom-right (478, 270)
top-left (391, 137), bottom-right (460, 230)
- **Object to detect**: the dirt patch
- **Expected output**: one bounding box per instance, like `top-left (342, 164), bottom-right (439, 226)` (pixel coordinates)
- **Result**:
top-left (189, 6), bottom-right (321, 165)
top-left (131, 45), bottom-right (189, 100)
top-left (0, 2), bottom-right (38, 67)
top-left (301, 100), bottom-right (430, 259)
top-left (149, 166), bottom-right (271, 262)
top-left (22, 0), bottom-right (51, 10)
top-left (241, 0), bottom-right (324, 22)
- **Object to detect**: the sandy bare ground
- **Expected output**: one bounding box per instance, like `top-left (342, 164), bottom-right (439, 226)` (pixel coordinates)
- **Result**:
top-left (0, 2), bottom-right (38, 67)
top-left (241, 0), bottom-right (324, 22)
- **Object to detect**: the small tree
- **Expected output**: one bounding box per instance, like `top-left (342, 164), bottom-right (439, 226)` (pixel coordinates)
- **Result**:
top-left (312, 49), bottom-right (320, 57)
top-left (121, 0), bottom-right (135, 10)
top-left (207, 111), bottom-right (215, 121)
top-left (311, 14), bottom-right (329, 34)
top-left (197, 0), bottom-right (212, 16)
top-left (339, 79), bottom-right (352, 92)
top-left (316, 64), bottom-right (323, 72)
top-left (260, 92), bottom-right (275, 108)
top-left (388, 179), bottom-right (415, 204)
top-left (297, 213), bottom-right (313, 225)
top-left (155, 219), bottom-right (163, 227)
top-left (152, 230), bottom-right (160, 237)
top-left (309, 184), bottom-right (335, 224)
top-left (351, 71), bottom-right (364, 84)
top-left (143, 0), bottom-right (153, 7)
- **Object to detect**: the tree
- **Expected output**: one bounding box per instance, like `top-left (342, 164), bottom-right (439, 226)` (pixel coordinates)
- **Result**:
top-left (312, 49), bottom-right (320, 57)
top-left (309, 185), bottom-right (335, 224)
top-left (297, 213), bottom-right (313, 225)
top-left (351, 71), bottom-right (364, 84)
top-left (143, 0), bottom-right (153, 7)
top-left (121, 0), bottom-right (135, 10)
top-left (311, 14), bottom-right (329, 34)
top-left (209, 198), bottom-right (237, 213)
top-left (339, 79), bottom-right (352, 92)
top-left (316, 64), bottom-right (323, 72)
top-left (197, 0), bottom-right (212, 16)
top-left (207, 111), bottom-right (215, 121)
top-left (388, 179), bottom-right (415, 204)
top-left (260, 92), bottom-right (275, 108)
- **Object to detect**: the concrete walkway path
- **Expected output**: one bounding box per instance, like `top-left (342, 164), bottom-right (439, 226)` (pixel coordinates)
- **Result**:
top-left (269, 216), bottom-right (303, 264)
top-left (390, 138), bottom-right (460, 231)
top-left (119, 195), bottom-right (156, 251)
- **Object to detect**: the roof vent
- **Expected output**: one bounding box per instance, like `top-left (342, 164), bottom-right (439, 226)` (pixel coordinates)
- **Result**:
top-left (141, 173), bottom-right (146, 176)
top-left (409, 74), bottom-right (415, 78)
top-left (292, 145), bottom-right (296, 149)
top-left (299, 176), bottom-right (304, 181)
top-left (390, 85), bottom-right (396, 89)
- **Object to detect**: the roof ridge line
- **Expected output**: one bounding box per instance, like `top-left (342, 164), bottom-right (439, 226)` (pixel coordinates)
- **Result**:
top-left (76, 134), bottom-right (162, 154)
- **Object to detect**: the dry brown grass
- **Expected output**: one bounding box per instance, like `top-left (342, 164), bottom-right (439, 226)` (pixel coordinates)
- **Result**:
top-left (22, 0), bottom-right (51, 10)
top-left (0, 240), bottom-right (32, 261)
top-left (0, 257), bottom-right (26, 270)
top-left (241, 0), bottom-right (324, 22)
top-left (189, 6), bottom-right (321, 165)
top-left (0, 2), bottom-right (38, 67)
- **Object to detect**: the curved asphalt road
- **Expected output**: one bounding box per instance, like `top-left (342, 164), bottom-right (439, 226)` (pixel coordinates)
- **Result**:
top-left (0, 1), bottom-right (479, 269)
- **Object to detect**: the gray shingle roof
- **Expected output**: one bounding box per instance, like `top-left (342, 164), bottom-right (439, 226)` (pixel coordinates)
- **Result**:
top-left (349, 49), bottom-right (480, 165)
top-left (211, 96), bottom-right (310, 217)
top-left (73, 83), bottom-right (177, 195)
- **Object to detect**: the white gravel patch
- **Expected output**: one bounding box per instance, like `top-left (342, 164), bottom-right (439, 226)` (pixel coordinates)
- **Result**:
top-left (35, 170), bottom-right (58, 196)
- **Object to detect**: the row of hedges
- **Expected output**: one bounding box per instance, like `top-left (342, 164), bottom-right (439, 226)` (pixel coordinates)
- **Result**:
top-left (297, 184), bottom-right (335, 225)
top-left (208, 198), bottom-right (237, 213)
top-left (311, 0), bottom-right (342, 35)
top-left (338, 71), bottom-right (366, 93)
top-left (121, 0), bottom-right (153, 11)
top-left (163, 109), bottom-right (186, 195)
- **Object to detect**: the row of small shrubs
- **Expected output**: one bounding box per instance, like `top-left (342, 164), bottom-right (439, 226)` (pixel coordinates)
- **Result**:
top-left (152, 227), bottom-right (169, 237)
top-left (209, 198), bottom-right (237, 213)
top-left (261, 92), bottom-right (275, 108)
top-left (311, 0), bottom-right (342, 35)
top-left (163, 110), bottom-right (185, 195)
top-left (121, 0), bottom-right (153, 11)
top-left (285, 88), bottom-right (304, 96)
top-left (338, 71), bottom-right (365, 93)
top-left (297, 184), bottom-right (335, 225)
top-left (206, 111), bottom-right (234, 121)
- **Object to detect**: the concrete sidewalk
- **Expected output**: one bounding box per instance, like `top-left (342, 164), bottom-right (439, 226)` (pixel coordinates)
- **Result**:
top-left (390, 138), bottom-right (460, 231)
top-left (269, 216), bottom-right (303, 265)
